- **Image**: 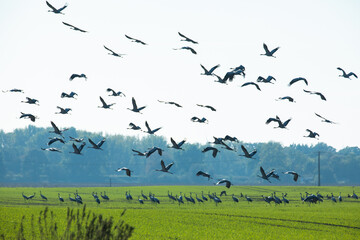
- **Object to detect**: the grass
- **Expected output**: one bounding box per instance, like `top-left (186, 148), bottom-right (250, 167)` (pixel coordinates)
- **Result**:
top-left (0, 186), bottom-right (359, 239)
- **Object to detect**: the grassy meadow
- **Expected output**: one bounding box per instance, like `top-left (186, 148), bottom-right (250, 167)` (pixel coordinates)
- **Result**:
top-left (0, 186), bottom-right (359, 239)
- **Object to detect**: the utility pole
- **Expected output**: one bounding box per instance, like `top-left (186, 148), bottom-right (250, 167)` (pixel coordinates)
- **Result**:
top-left (318, 151), bottom-right (320, 186)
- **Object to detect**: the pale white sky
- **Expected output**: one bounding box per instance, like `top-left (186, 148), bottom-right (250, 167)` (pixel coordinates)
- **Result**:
top-left (0, 0), bottom-right (359, 150)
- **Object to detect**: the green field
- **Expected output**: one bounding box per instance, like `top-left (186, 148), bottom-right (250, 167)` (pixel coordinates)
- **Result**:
top-left (0, 186), bottom-right (359, 239)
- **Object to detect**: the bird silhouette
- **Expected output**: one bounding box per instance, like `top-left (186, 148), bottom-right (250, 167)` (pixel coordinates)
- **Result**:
top-left (21, 97), bottom-right (39, 105)
top-left (315, 113), bottom-right (336, 124)
top-left (98, 96), bottom-right (115, 109)
top-left (191, 116), bottom-right (208, 123)
top-left (49, 121), bottom-right (68, 137)
top-left (128, 123), bottom-right (141, 130)
top-left (128, 97), bottom-right (146, 113)
top-left (41, 147), bottom-right (61, 153)
top-left (257, 76), bottom-right (276, 84)
top-left (20, 112), bottom-right (38, 122)
top-left (48, 137), bottom-right (65, 146)
top-left (196, 104), bottom-right (216, 111)
top-left (173, 46), bottom-right (197, 54)
top-left (146, 147), bottom-right (163, 158)
top-left (2, 88), bottom-right (24, 93)
top-left (115, 167), bottom-right (133, 177)
top-left (62, 22), bottom-right (87, 32)
top-left (283, 171), bottom-right (300, 182)
top-left (88, 138), bottom-right (106, 150)
top-left (196, 171), bottom-right (212, 180)
top-left (46, 1), bottom-right (67, 14)
top-left (143, 121), bottom-right (161, 134)
top-left (168, 137), bottom-right (186, 150)
top-left (103, 45), bottom-right (126, 57)
top-left (202, 147), bottom-right (219, 158)
top-left (276, 96), bottom-right (295, 102)
top-left (288, 77), bottom-right (308, 86)
top-left (69, 73), bottom-right (87, 81)
top-left (241, 82), bottom-right (261, 91)
top-left (158, 100), bottom-right (182, 108)
top-left (70, 142), bottom-right (86, 155)
top-left (216, 179), bottom-right (232, 188)
top-left (258, 166), bottom-right (275, 182)
top-left (303, 89), bottom-right (326, 101)
top-left (61, 92), bottom-right (77, 98)
top-left (156, 160), bottom-right (174, 174)
top-left (239, 145), bottom-right (257, 159)
top-left (178, 32), bottom-right (198, 44)
top-left (266, 116), bottom-right (291, 129)
top-left (107, 88), bottom-right (125, 97)
top-left (261, 43), bottom-right (279, 57)
top-left (200, 64), bottom-right (220, 75)
top-left (125, 34), bottom-right (147, 45)
top-left (304, 129), bottom-right (319, 139)
top-left (337, 67), bottom-right (357, 79)
top-left (55, 106), bottom-right (72, 114)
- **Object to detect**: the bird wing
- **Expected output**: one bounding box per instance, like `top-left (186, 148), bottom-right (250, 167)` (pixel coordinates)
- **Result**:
top-left (349, 72), bottom-right (358, 78)
top-left (317, 92), bottom-right (326, 101)
top-left (132, 97), bottom-right (138, 109)
top-left (263, 43), bottom-right (270, 54)
top-left (72, 143), bottom-right (79, 153)
top-left (241, 145), bottom-right (250, 156)
top-left (51, 121), bottom-right (60, 133)
top-left (293, 173), bottom-right (299, 182)
top-left (196, 171), bottom-right (205, 176)
top-left (283, 119), bottom-right (291, 127)
top-left (170, 137), bottom-right (178, 148)
top-left (208, 64), bottom-right (220, 74)
top-left (187, 47), bottom-right (197, 54)
top-left (337, 67), bottom-right (346, 75)
top-left (178, 32), bottom-right (188, 39)
top-left (125, 34), bottom-right (134, 40)
top-left (97, 138), bottom-right (106, 147)
top-left (206, 105), bottom-right (216, 111)
top-left (145, 121), bottom-right (152, 132)
top-left (58, 3), bottom-right (68, 12)
top-left (99, 96), bottom-right (107, 106)
top-left (225, 181), bottom-right (231, 188)
top-left (200, 64), bottom-right (208, 74)
top-left (212, 148), bottom-right (218, 158)
top-left (289, 77), bottom-right (308, 86)
top-left (103, 45), bottom-right (115, 54)
top-left (241, 82), bottom-right (261, 90)
top-left (62, 22), bottom-right (74, 28)
top-left (132, 149), bottom-right (143, 155)
top-left (177, 140), bottom-right (186, 147)
top-left (88, 138), bottom-right (98, 148)
top-left (69, 74), bottom-right (79, 81)
top-left (78, 142), bottom-right (86, 152)
top-left (260, 167), bottom-right (266, 178)
top-left (249, 149), bottom-right (257, 158)
top-left (266, 117), bottom-right (279, 125)
top-left (160, 160), bottom-right (166, 170)
top-left (315, 113), bottom-right (326, 120)
top-left (270, 47), bottom-right (280, 55)
top-left (46, 1), bottom-right (57, 11)
top-left (165, 162), bottom-right (174, 170)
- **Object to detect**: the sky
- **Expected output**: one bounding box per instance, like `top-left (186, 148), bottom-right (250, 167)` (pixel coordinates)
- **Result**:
top-left (0, 0), bottom-right (359, 150)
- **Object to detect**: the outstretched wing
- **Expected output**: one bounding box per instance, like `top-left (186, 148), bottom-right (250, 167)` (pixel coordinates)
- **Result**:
top-left (72, 143), bottom-right (79, 153)
top-left (103, 45), bottom-right (115, 54)
top-left (145, 121), bottom-right (151, 132)
top-left (46, 1), bottom-right (57, 11)
top-left (78, 142), bottom-right (86, 152)
top-left (337, 67), bottom-right (346, 75)
top-left (160, 160), bottom-right (166, 170)
top-left (283, 119), bottom-right (291, 127)
top-left (270, 47), bottom-right (280, 55)
top-left (125, 34), bottom-right (134, 40)
top-left (263, 43), bottom-right (270, 54)
top-left (97, 138), bottom-right (106, 147)
top-left (260, 167), bottom-right (266, 178)
top-left (51, 121), bottom-right (60, 132)
top-left (315, 113), bottom-right (326, 120)
top-left (209, 64), bottom-right (220, 74)
top-left (165, 162), bottom-right (174, 170)
top-left (62, 22), bottom-right (74, 28)
top-left (88, 138), bottom-right (98, 148)
top-left (178, 32), bottom-right (187, 39)
top-left (99, 96), bottom-right (107, 106)
top-left (132, 97), bottom-right (138, 109)
top-left (241, 145), bottom-right (250, 156)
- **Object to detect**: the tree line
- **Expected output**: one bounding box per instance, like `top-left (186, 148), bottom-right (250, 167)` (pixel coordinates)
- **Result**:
top-left (0, 126), bottom-right (359, 186)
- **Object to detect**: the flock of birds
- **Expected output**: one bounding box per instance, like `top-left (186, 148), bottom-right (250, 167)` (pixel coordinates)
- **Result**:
top-left (20, 189), bottom-right (359, 206)
top-left (3, 1), bottom-right (359, 189)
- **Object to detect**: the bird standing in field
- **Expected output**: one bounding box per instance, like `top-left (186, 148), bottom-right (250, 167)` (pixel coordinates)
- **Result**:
top-left (62, 22), bottom-right (87, 32)
top-left (283, 171), bottom-right (300, 182)
top-left (46, 1), bottom-right (67, 14)
top-left (337, 67), bottom-right (357, 80)
top-left (156, 160), bottom-right (174, 174)
top-left (261, 43), bottom-right (279, 57)
top-left (178, 32), bottom-right (198, 44)
top-left (115, 167), bottom-right (133, 177)
top-left (125, 34), bottom-right (147, 45)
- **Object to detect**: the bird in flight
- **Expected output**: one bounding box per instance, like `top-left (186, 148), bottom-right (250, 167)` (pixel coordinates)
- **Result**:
top-left (103, 45), bottom-right (126, 57)
top-left (132, 149), bottom-right (147, 156)
top-left (241, 82), bottom-right (261, 91)
top-left (69, 73), bottom-right (87, 81)
top-left (239, 145), bottom-right (257, 159)
top-left (276, 96), bottom-right (295, 103)
top-left (61, 92), bottom-right (77, 99)
top-left (88, 138), bottom-right (106, 150)
top-left (48, 137), bottom-right (65, 146)
top-left (41, 147), bottom-right (62, 153)
top-left (128, 123), bottom-right (141, 131)
top-left (257, 76), bottom-right (276, 84)
top-left (178, 32), bottom-right (198, 44)
top-left (261, 43), bottom-right (279, 57)
top-left (337, 67), bottom-right (357, 80)
top-left (266, 116), bottom-right (291, 129)
top-left (107, 88), bottom-right (125, 97)
top-left (283, 171), bottom-right (300, 182)
top-left (62, 22), bottom-right (87, 33)
top-left (21, 97), bottom-right (39, 105)
top-left (146, 147), bottom-right (163, 158)
top-left (315, 113), bottom-right (336, 124)
top-left (70, 142), bottom-right (86, 155)
top-left (168, 138), bottom-right (186, 150)
top-left (125, 35), bottom-right (147, 45)
top-left (258, 167), bottom-right (275, 182)
top-left (46, 1), bottom-right (67, 14)
top-left (200, 64), bottom-right (220, 76)
top-left (288, 77), bottom-right (308, 86)
top-left (143, 121), bottom-right (161, 135)
top-left (115, 167), bottom-right (133, 177)
top-left (173, 46), bottom-right (197, 54)
top-left (158, 100), bottom-right (182, 108)
top-left (191, 116), bottom-right (208, 123)
top-left (55, 106), bottom-right (72, 114)
top-left (202, 147), bottom-right (219, 158)
top-left (216, 179), bottom-right (232, 188)
top-left (196, 171), bottom-right (212, 180)
top-left (49, 121), bottom-right (68, 137)
top-left (156, 160), bottom-right (174, 174)
top-left (196, 104), bottom-right (216, 111)
top-left (128, 97), bottom-right (146, 113)
top-left (304, 129), bottom-right (319, 139)
top-left (98, 97), bottom-right (115, 109)
top-left (303, 89), bottom-right (326, 101)
top-left (2, 88), bottom-right (24, 93)
top-left (20, 113), bottom-right (38, 122)
top-left (223, 135), bottom-right (239, 142)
